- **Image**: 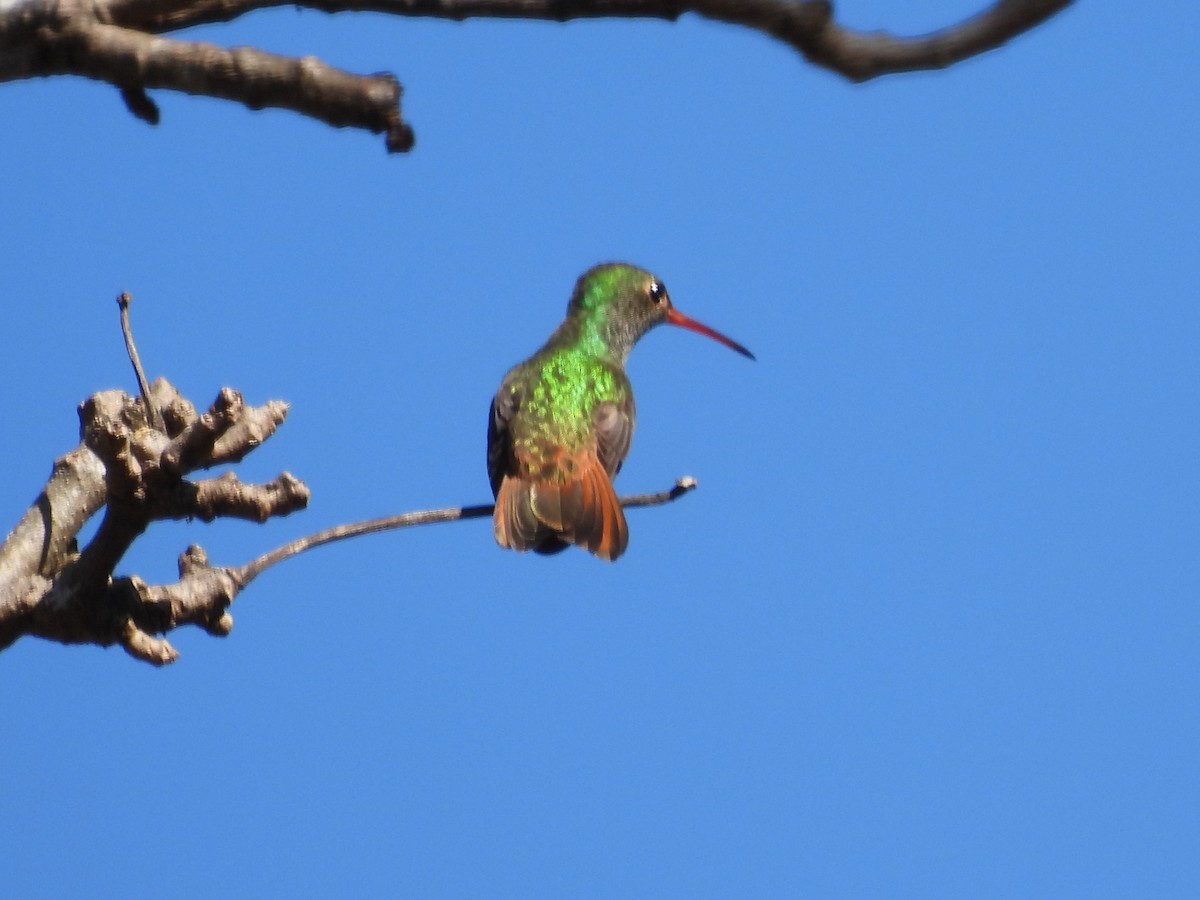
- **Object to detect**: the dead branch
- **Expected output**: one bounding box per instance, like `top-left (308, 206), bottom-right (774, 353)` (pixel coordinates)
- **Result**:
top-left (0, 294), bottom-right (698, 664)
top-left (90, 474), bottom-right (700, 666)
top-left (0, 0), bottom-right (1073, 151)
top-left (0, 373), bottom-right (697, 665)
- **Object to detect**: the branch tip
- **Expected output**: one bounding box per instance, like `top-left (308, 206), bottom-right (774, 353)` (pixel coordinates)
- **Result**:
top-left (120, 618), bottom-right (179, 665)
top-left (116, 291), bottom-right (163, 432)
top-left (119, 84), bottom-right (160, 124)
top-left (386, 120), bottom-right (415, 153)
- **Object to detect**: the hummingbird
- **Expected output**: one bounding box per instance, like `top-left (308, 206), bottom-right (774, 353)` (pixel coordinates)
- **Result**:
top-left (487, 262), bottom-right (753, 561)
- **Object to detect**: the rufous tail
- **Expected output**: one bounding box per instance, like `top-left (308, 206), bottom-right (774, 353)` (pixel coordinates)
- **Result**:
top-left (494, 452), bottom-right (628, 561)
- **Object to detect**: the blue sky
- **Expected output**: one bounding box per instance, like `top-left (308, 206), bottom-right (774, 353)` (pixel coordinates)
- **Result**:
top-left (3, 2), bottom-right (1198, 896)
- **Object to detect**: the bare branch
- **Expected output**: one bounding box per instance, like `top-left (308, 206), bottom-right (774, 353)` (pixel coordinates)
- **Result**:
top-left (160, 387), bottom-right (246, 474)
top-left (1, 0), bottom-right (1072, 150)
top-left (0, 379), bottom-right (306, 652)
top-left (158, 386), bottom-right (290, 473)
top-left (75, 474), bottom-right (699, 666)
top-left (119, 615), bottom-right (179, 665)
top-left (781, 0), bottom-right (1075, 81)
top-left (120, 0), bottom-right (1074, 82)
top-left (2, 468), bottom-right (695, 665)
top-left (111, 545), bottom-right (240, 665)
top-left (0, 446), bottom-right (107, 585)
top-left (117, 292), bottom-right (163, 433)
top-left (119, 83), bottom-right (160, 124)
top-left (184, 471), bottom-right (310, 523)
top-left (0, 362), bottom-right (696, 664)
top-left (209, 399), bottom-right (291, 467)
top-left (148, 378), bottom-right (200, 437)
top-left (3, 10), bottom-right (413, 151)
top-left (112, 0), bottom-right (1072, 79)
top-left (234, 475), bottom-right (698, 586)
top-left (616, 475), bottom-right (697, 509)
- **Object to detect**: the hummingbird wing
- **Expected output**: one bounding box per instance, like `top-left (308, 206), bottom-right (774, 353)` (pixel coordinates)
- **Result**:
top-left (488, 373), bottom-right (571, 555)
top-left (592, 397), bottom-right (634, 478)
top-left (573, 398), bottom-right (632, 559)
top-left (487, 374), bottom-right (521, 499)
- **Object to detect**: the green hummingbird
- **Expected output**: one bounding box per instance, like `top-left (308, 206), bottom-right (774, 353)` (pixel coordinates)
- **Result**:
top-left (487, 263), bottom-right (754, 561)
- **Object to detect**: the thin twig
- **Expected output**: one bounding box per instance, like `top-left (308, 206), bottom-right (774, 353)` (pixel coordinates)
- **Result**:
top-left (117, 292), bottom-right (164, 432)
top-left (617, 475), bottom-right (698, 508)
top-left (233, 476), bottom-right (699, 585)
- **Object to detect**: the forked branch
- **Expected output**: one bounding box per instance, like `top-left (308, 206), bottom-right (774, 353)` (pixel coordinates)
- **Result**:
top-left (0, 293), bottom-right (698, 664)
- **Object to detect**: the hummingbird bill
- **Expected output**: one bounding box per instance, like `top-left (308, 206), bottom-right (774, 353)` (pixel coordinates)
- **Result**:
top-left (487, 263), bottom-right (753, 561)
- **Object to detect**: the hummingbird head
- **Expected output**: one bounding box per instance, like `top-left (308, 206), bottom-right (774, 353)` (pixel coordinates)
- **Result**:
top-left (568, 263), bottom-right (755, 362)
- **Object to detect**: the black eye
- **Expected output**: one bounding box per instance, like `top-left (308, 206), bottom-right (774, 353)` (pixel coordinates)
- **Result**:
top-left (648, 280), bottom-right (667, 304)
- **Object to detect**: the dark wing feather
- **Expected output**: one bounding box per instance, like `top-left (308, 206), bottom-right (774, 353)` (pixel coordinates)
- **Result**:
top-left (592, 396), bottom-right (634, 478)
top-left (487, 373), bottom-right (522, 498)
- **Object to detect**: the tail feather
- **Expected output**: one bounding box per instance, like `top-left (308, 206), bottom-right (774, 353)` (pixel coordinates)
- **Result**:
top-left (595, 477), bottom-right (628, 561)
top-left (564, 465), bottom-right (601, 557)
top-left (495, 475), bottom-right (542, 550)
top-left (494, 451), bottom-right (628, 561)
top-left (529, 480), bottom-right (569, 532)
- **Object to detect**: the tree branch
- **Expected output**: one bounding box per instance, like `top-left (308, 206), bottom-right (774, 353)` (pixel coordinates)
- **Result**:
top-left (0, 0), bottom-right (1073, 151)
top-left (117, 0), bottom-right (1075, 83)
top-left (98, 475), bottom-right (698, 666)
top-left (0, 373), bottom-right (698, 664)
top-left (236, 474), bottom-right (699, 585)
top-left (13, 14), bottom-right (413, 150)
top-left (117, 292), bottom-right (163, 432)
top-left (0, 289), bottom-right (703, 663)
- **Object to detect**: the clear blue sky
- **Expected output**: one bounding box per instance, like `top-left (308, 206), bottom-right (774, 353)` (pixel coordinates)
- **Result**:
top-left (3, 2), bottom-right (1197, 896)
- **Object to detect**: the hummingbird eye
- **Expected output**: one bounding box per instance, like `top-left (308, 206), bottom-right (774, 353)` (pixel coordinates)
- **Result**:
top-left (648, 280), bottom-right (667, 304)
